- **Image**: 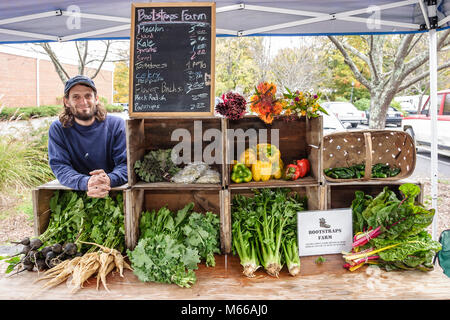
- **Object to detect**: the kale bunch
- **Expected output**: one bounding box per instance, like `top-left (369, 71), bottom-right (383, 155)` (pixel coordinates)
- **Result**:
top-left (127, 203), bottom-right (220, 287)
top-left (134, 149), bottom-right (181, 183)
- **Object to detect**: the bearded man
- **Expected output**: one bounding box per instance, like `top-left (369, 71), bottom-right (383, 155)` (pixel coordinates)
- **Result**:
top-left (48, 75), bottom-right (128, 198)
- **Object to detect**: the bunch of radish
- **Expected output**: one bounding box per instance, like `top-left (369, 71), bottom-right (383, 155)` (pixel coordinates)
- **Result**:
top-left (7, 237), bottom-right (79, 275)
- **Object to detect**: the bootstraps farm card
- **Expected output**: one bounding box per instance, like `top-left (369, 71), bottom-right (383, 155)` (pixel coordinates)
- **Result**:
top-left (297, 209), bottom-right (353, 256)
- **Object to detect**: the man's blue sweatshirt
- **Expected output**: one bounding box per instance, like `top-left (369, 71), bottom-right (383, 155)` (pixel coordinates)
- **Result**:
top-left (48, 115), bottom-right (128, 190)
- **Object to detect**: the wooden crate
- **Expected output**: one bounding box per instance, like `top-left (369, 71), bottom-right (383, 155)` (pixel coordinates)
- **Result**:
top-left (325, 179), bottom-right (424, 209)
top-left (126, 117), bottom-right (226, 188)
top-left (225, 115), bottom-right (323, 188)
top-left (126, 187), bottom-right (228, 253)
top-left (32, 180), bottom-right (130, 246)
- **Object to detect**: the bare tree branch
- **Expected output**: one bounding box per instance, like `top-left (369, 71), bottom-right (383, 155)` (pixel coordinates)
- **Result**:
top-left (341, 40), bottom-right (370, 65)
top-left (393, 34), bottom-right (415, 71)
top-left (82, 41), bottom-right (89, 74)
top-left (89, 41), bottom-right (111, 79)
top-left (405, 33), bottom-right (424, 57)
top-left (368, 35), bottom-right (380, 83)
top-left (397, 60), bottom-right (450, 92)
top-left (39, 43), bottom-right (70, 83)
top-left (75, 42), bottom-right (83, 74)
top-left (400, 29), bottom-right (450, 80)
top-left (328, 36), bottom-right (371, 89)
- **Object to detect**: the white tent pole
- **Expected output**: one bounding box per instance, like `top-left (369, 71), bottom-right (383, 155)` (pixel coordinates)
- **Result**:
top-left (429, 28), bottom-right (438, 241)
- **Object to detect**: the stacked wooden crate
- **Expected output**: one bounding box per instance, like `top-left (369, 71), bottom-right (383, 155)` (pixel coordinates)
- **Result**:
top-left (33, 117), bottom-right (422, 258)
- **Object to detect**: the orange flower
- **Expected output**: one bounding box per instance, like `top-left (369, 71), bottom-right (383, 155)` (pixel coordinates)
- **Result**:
top-left (250, 82), bottom-right (284, 124)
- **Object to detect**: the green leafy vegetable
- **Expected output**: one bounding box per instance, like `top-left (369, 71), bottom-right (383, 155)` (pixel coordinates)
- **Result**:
top-left (344, 183), bottom-right (441, 272)
top-left (128, 234), bottom-right (199, 288)
top-left (134, 149), bottom-right (181, 182)
top-left (231, 188), bottom-right (305, 277)
top-left (128, 203), bottom-right (220, 287)
top-left (39, 190), bottom-right (125, 253)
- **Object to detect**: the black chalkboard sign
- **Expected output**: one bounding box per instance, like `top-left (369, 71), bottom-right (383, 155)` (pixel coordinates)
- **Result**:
top-left (129, 3), bottom-right (215, 117)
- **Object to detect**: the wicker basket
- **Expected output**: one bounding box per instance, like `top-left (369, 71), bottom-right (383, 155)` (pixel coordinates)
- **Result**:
top-left (322, 130), bottom-right (416, 182)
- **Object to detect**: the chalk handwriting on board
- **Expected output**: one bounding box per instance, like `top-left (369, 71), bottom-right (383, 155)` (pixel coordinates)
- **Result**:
top-left (131, 5), bottom-right (213, 114)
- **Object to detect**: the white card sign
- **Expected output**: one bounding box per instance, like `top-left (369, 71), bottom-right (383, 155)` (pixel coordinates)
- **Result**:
top-left (297, 209), bottom-right (353, 256)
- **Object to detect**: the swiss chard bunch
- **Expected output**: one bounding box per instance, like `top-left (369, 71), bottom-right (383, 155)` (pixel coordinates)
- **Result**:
top-left (343, 183), bottom-right (441, 272)
top-left (128, 203), bottom-right (220, 287)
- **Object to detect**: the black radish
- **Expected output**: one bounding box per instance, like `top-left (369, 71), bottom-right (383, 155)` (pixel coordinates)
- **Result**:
top-left (7, 262), bottom-right (34, 277)
top-left (11, 237), bottom-right (30, 246)
top-left (11, 245), bottom-right (31, 257)
top-left (35, 259), bottom-right (47, 271)
top-left (63, 243), bottom-right (77, 256)
top-left (40, 246), bottom-right (53, 257)
top-left (52, 243), bottom-right (62, 254)
top-left (29, 238), bottom-right (43, 250)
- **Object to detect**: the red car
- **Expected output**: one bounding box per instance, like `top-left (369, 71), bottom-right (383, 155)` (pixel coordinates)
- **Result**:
top-left (402, 89), bottom-right (450, 157)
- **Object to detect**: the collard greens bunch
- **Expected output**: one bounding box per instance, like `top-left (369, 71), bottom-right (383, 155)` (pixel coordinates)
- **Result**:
top-left (127, 203), bottom-right (220, 288)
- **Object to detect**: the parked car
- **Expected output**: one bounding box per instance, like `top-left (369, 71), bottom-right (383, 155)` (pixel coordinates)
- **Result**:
top-left (365, 107), bottom-right (403, 127)
top-left (402, 89), bottom-right (450, 157)
top-left (322, 106), bottom-right (350, 135)
top-left (321, 101), bottom-right (366, 128)
top-left (120, 103), bottom-right (129, 112)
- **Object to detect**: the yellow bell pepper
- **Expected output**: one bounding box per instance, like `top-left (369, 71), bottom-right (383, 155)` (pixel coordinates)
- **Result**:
top-left (271, 158), bottom-right (284, 179)
top-left (239, 148), bottom-right (257, 167)
top-left (252, 160), bottom-right (272, 182)
top-left (257, 143), bottom-right (281, 163)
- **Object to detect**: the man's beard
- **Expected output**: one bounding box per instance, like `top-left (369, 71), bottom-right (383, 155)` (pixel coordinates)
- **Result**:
top-left (72, 105), bottom-right (96, 121)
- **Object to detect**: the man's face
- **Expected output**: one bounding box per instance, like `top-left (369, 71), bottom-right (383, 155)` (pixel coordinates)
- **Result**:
top-left (64, 84), bottom-right (98, 121)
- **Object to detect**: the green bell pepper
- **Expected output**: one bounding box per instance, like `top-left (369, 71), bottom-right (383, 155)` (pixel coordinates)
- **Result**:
top-left (231, 162), bottom-right (253, 183)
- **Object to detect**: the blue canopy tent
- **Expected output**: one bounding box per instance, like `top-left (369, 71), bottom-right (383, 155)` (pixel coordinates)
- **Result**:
top-left (0, 0), bottom-right (448, 239)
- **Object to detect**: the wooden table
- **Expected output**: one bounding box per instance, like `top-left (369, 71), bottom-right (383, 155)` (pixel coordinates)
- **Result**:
top-left (1, 254), bottom-right (449, 300)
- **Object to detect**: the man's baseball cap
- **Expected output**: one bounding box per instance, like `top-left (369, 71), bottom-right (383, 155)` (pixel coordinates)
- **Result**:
top-left (64, 75), bottom-right (97, 95)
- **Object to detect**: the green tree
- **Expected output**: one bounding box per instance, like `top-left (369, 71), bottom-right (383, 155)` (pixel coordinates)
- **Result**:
top-left (215, 37), bottom-right (262, 97)
top-left (328, 32), bottom-right (450, 128)
top-left (113, 61), bottom-right (129, 103)
top-left (320, 37), bottom-right (370, 103)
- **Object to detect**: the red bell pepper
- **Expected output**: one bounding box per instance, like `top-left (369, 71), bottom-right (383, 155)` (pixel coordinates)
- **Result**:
top-left (296, 159), bottom-right (310, 178)
top-left (284, 164), bottom-right (301, 180)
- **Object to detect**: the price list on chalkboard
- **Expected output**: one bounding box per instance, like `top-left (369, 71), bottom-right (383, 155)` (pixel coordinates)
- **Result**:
top-left (130, 3), bottom-right (215, 116)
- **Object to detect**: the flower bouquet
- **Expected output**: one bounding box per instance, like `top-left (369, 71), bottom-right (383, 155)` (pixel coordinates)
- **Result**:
top-left (283, 88), bottom-right (328, 119)
top-left (249, 82), bottom-right (286, 124)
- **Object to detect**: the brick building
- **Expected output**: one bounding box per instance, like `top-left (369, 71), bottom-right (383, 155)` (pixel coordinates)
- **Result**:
top-left (0, 45), bottom-right (114, 108)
